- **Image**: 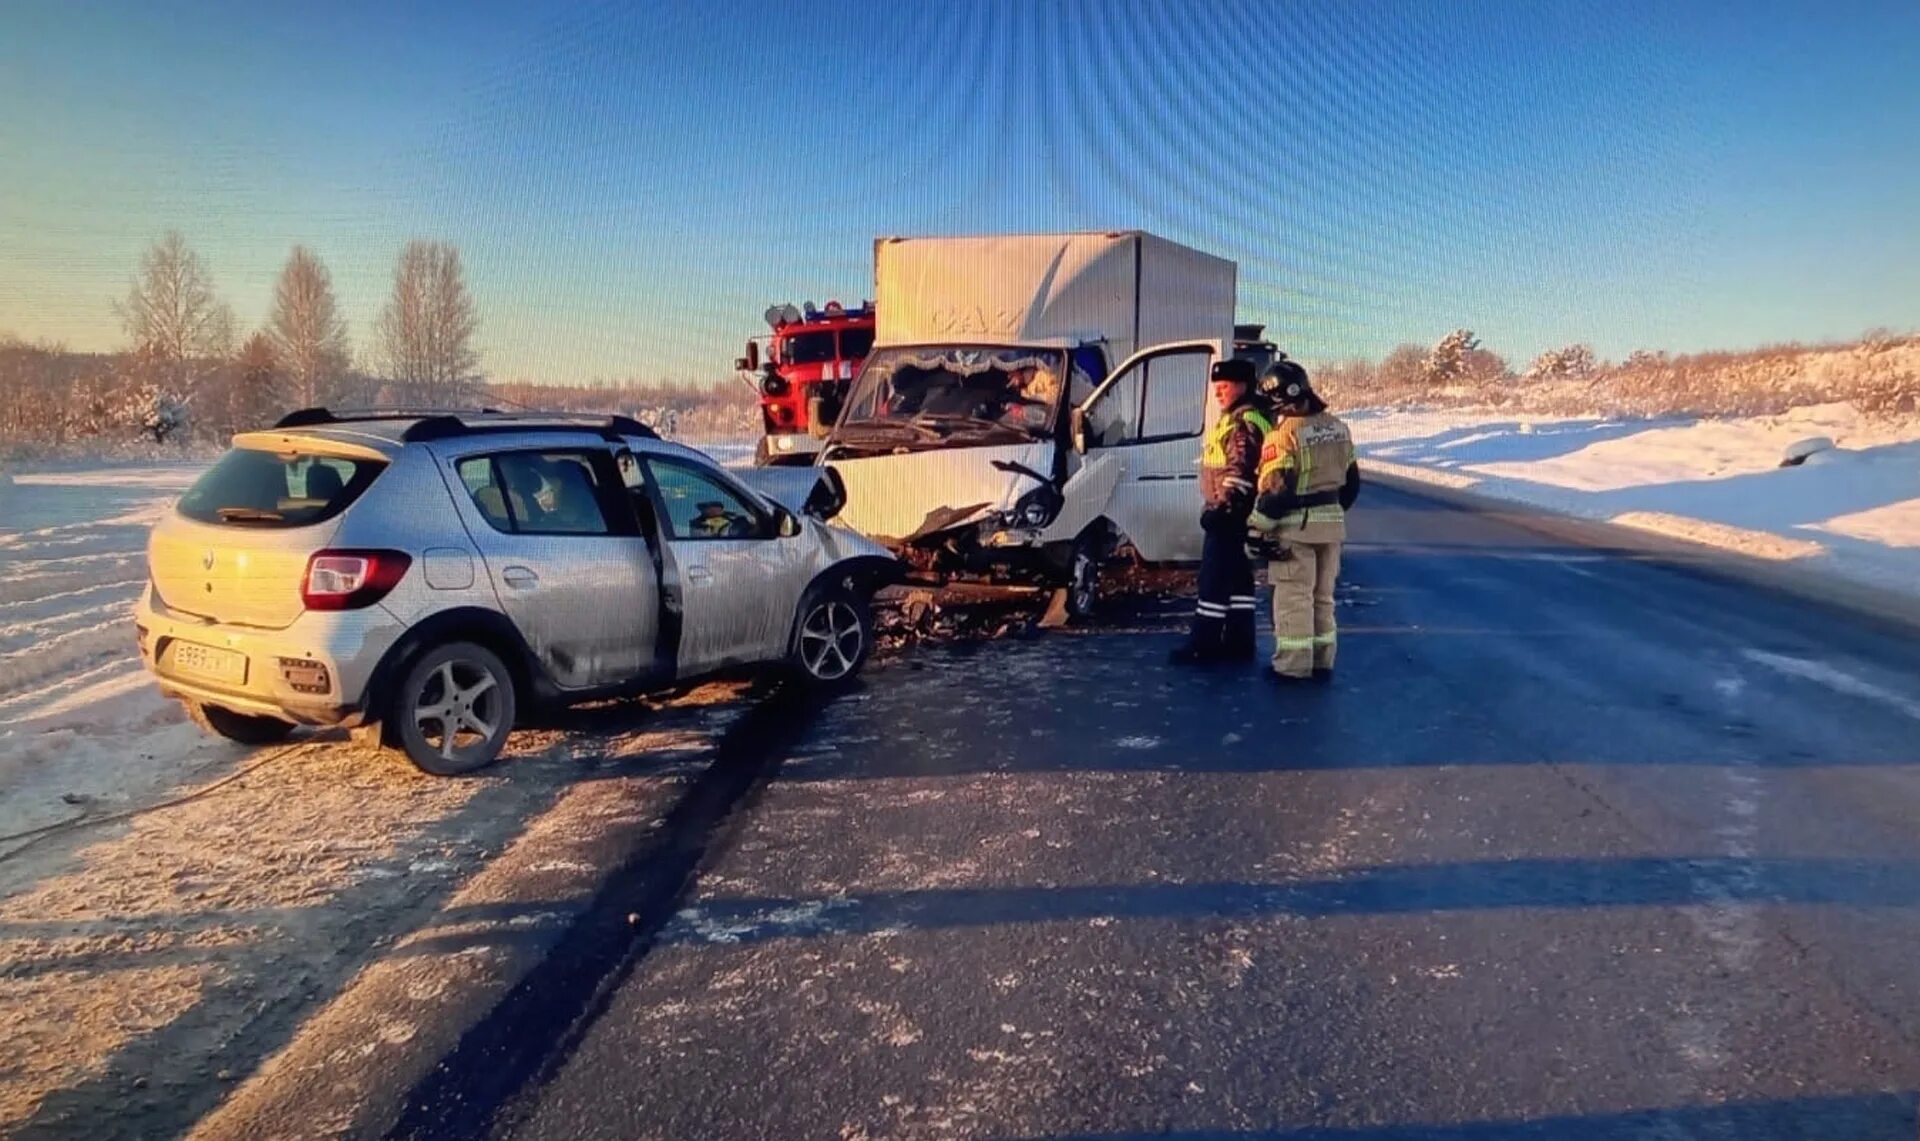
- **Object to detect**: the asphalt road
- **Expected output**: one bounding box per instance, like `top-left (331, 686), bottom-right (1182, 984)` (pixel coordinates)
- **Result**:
top-left (406, 484), bottom-right (1920, 1140)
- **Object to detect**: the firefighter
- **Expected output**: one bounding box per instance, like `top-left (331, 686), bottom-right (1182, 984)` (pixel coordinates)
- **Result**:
top-left (1247, 357), bottom-right (1360, 681)
top-left (1169, 358), bottom-right (1272, 665)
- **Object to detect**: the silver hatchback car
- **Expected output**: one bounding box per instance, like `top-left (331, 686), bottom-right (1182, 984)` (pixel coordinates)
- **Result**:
top-left (136, 410), bottom-right (898, 774)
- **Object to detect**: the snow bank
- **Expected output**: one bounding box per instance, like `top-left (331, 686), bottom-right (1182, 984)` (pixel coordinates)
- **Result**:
top-left (1351, 403), bottom-right (1920, 602)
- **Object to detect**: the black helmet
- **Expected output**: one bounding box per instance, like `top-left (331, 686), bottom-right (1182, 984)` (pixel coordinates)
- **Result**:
top-left (1257, 355), bottom-right (1314, 409)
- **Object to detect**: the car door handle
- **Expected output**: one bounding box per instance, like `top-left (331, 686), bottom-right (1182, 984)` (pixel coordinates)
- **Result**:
top-left (502, 566), bottom-right (539, 588)
top-left (687, 567), bottom-right (713, 585)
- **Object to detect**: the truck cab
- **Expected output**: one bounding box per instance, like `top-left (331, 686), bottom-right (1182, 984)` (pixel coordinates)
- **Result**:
top-left (818, 232), bottom-right (1237, 620)
top-left (738, 300), bottom-right (876, 466)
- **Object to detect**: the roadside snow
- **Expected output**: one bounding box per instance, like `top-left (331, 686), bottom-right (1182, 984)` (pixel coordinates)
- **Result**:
top-left (0, 452), bottom-right (776, 1134)
top-left (0, 465), bottom-right (209, 840)
top-left (1351, 403), bottom-right (1920, 602)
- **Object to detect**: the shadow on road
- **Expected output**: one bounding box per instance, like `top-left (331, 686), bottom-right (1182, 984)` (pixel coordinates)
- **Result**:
top-left (660, 855), bottom-right (1920, 947)
top-left (385, 680), bottom-right (843, 1141)
top-left (1000, 1090), bottom-right (1917, 1140)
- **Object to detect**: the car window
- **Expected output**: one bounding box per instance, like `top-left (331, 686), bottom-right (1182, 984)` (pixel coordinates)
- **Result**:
top-left (614, 449), bottom-right (660, 534)
top-left (178, 447), bottom-right (384, 527)
top-left (645, 457), bottom-right (767, 541)
top-left (456, 450), bottom-right (615, 536)
top-left (1138, 352), bottom-right (1210, 439)
top-left (1084, 363), bottom-right (1142, 447)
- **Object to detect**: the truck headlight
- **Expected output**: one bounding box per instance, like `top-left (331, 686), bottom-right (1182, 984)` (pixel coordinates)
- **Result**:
top-left (1001, 486), bottom-right (1063, 530)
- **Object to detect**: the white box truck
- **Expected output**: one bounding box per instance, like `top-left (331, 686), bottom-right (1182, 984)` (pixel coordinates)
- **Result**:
top-left (818, 231), bottom-right (1237, 618)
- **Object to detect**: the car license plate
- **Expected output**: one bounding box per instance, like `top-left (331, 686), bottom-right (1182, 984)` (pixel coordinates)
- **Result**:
top-left (171, 642), bottom-right (247, 685)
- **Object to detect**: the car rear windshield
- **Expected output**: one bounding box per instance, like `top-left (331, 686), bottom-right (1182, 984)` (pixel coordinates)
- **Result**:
top-left (177, 448), bottom-right (386, 527)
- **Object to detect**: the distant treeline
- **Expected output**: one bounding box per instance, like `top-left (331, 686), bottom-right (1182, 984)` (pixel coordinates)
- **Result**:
top-left (1311, 328), bottom-right (1920, 418)
top-left (0, 229), bottom-right (757, 460)
top-left (0, 338), bottom-right (757, 459)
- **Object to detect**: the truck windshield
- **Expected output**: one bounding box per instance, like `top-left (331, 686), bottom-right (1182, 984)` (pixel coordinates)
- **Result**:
top-left (779, 331), bottom-right (838, 365)
top-left (838, 346), bottom-right (1067, 440)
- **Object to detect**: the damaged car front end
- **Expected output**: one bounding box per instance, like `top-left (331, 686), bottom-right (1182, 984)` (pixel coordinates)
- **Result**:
top-left (820, 344), bottom-right (1114, 614)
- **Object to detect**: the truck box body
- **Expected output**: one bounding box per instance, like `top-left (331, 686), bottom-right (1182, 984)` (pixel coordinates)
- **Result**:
top-left (873, 232), bottom-right (1235, 366)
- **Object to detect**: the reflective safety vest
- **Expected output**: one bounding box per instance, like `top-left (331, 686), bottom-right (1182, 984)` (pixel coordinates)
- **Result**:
top-left (1250, 411), bottom-right (1355, 536)
top-left (1200, 404), bottom-right (1272, 510)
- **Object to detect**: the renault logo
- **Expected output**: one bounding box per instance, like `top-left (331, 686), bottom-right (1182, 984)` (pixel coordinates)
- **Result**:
top-left (201, 550), bottom-right (215, 571)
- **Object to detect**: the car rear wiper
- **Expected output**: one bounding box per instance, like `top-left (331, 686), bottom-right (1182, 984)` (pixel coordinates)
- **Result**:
top-left (216, 507), bottom-right (285, 522)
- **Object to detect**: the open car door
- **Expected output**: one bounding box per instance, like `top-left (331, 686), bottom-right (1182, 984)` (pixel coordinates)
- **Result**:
top-left (1067, 340), bottom-right (1221, 563)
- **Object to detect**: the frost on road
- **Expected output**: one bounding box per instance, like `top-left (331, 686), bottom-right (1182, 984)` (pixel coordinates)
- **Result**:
top-left (0, 463), bottom-right (755, 1138)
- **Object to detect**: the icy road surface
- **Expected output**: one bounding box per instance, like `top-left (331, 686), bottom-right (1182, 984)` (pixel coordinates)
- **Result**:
top-left (6, 455), bottom-right (1920, 1140)
top-left (359, 485), bottom-right (1919, 1141)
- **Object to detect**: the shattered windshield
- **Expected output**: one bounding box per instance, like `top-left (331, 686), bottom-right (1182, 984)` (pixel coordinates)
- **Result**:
top-left (838, 346), bottom-right (1067, 440)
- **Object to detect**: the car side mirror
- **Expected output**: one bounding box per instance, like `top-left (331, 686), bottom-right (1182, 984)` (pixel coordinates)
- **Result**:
top-left (743, 341), bottom-right (761, 373)
top-left (776, 508), bottom-right (801, 538)
top-left (734, 356), bottom-right (751, 372)
top-left (1070, 407), bottom-right (1088, 454)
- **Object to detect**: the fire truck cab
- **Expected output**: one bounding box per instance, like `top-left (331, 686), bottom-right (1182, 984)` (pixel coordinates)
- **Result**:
top-left (737, 300), bottom-right (877, 467)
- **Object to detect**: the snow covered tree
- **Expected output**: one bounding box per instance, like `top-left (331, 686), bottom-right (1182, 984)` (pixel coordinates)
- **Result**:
top-left (127, 382), bottom-right (188, 444)
top-left (377, 241), bottom-right (480, 407)
top-left (1526, 343), bottom-right (1598, 380)
top-left (1423, 329), bottom-right (1481, 386)
top-left (269, 246), bottom-right (351, 409)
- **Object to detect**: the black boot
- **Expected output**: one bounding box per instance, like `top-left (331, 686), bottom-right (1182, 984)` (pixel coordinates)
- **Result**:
top-left (1168, 642), bottom-right (1222, 666)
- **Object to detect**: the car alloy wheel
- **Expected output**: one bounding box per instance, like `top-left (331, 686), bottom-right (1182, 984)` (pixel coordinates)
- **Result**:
top-left (397, 642), bottom-right (515, 775)
top-left (798, 598), bottom-right (864, 681)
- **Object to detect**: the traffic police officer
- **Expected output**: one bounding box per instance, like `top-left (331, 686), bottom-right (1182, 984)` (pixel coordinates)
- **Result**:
top-left (1169, 358), bottom-right (1272, 664)
top-left (1247, 358), bottom-right (1360, 680)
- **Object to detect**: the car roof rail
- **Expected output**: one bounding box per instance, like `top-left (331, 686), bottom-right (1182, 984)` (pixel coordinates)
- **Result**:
top-left (273, 406), bottom-right (506, 428)
top-left (274, 406), bottom-right (660, 443)
top-left (397, 412), bottom-right (660, 443)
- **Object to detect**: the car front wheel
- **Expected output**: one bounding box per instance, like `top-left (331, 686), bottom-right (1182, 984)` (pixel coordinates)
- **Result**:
top-left (392, 642), bottom-right (517, 776)
top-left (790, 587), bottom-right (872, 685)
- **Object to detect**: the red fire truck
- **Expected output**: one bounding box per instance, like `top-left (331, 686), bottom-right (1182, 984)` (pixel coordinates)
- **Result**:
top-left (736, 300), bottom-right (877, 466)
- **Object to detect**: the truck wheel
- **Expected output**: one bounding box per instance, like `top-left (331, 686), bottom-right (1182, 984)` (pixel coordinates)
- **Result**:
top-left (1064, 539), bottom-right (1102, 622)
top-left (393, 642), bottom-right (517, 776)
top-left (187, 702), bottom-right (296, 745)
top-left (789, 586), bottom-right (873, 686)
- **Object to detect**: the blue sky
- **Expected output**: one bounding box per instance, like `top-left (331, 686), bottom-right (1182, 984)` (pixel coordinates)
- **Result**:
top-left (2, 0), bottom-right (1916, 384)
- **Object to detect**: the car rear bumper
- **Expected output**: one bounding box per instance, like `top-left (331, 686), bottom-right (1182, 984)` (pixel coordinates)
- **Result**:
top-left (135, 585), bottom-right (405, 725)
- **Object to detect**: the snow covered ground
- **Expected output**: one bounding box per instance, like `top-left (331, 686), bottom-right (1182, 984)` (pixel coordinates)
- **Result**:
top-left (0, 444), bottom-right (761, 1131)
top-left (0, 464), bottom-right (220, 839)
top-left (1351, 402), bottom-right (1920, 602)
top-left (0, 441), bottom-right (753, 842)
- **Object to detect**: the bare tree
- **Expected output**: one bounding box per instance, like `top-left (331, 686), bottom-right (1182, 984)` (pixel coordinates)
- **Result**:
top-left (1377, 343), bottom-right (1428, 392)
top-left (229, 331), bottom-right (285, 431)
top-left (377, 241), bottom-right (480, 406)
top-left (269, 246), bottom-right (350, 409)
top-left (116, 231), bottom-right (234, 366)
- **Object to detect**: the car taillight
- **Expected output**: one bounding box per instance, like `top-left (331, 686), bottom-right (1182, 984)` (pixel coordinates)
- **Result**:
top-left (301, 550), bottom-right (412, 611)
